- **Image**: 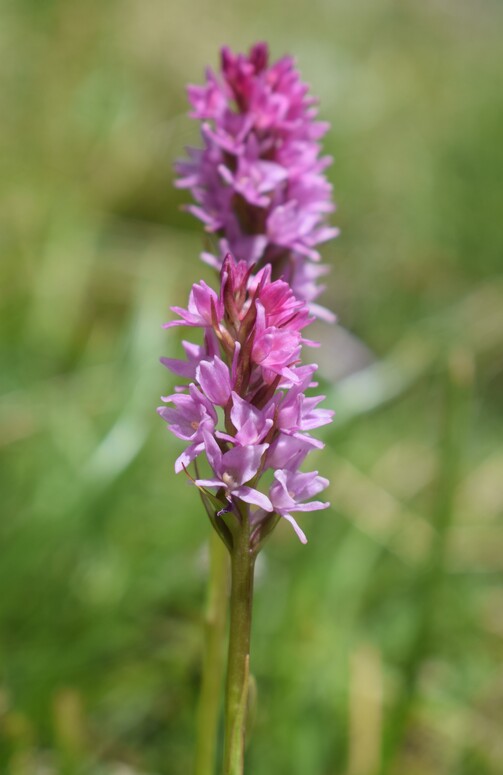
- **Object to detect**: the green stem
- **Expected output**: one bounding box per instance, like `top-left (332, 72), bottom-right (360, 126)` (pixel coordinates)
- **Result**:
top-left (194, 529), bottom-right (229, 775)
top-left (223, 516), bottom-right (255, 775)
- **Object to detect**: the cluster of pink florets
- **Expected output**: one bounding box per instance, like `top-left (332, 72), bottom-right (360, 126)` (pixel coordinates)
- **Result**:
top-left (175, 42), bottom-right (338, 320)
top-left (158, 254), bottom-right (332, 547)
top-left (161, 44), bottom-right (335, 548)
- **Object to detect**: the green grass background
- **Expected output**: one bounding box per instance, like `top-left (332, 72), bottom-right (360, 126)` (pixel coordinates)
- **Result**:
top-left (1, 0), bottom-right (502, 773)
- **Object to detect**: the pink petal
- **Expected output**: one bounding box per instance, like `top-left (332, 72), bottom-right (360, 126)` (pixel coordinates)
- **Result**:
top-left (235, 486), bottom-right (273, 512)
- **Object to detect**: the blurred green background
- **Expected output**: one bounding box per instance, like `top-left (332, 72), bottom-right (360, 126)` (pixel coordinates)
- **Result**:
top-left (1, 0), bottom-right (502, 773)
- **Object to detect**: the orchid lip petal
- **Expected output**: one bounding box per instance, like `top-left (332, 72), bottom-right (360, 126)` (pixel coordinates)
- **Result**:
top-left (235, 486), bottom-right (273, 512)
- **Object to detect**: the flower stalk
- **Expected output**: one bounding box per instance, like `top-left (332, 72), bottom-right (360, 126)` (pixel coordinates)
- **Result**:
top-left (223, 507), bottom-right (255, 775)
top-left (161, 41), bottom-right (337, 774)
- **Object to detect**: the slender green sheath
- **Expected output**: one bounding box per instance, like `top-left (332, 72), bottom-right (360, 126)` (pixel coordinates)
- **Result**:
top-left (223, 518), bottom-right (255, 775)
top-left (194, 529), bottom-right (229, 775)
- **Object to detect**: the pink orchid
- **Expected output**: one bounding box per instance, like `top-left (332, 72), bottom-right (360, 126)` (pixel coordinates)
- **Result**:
top-left (195, 430), bottom-right (272, 512)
